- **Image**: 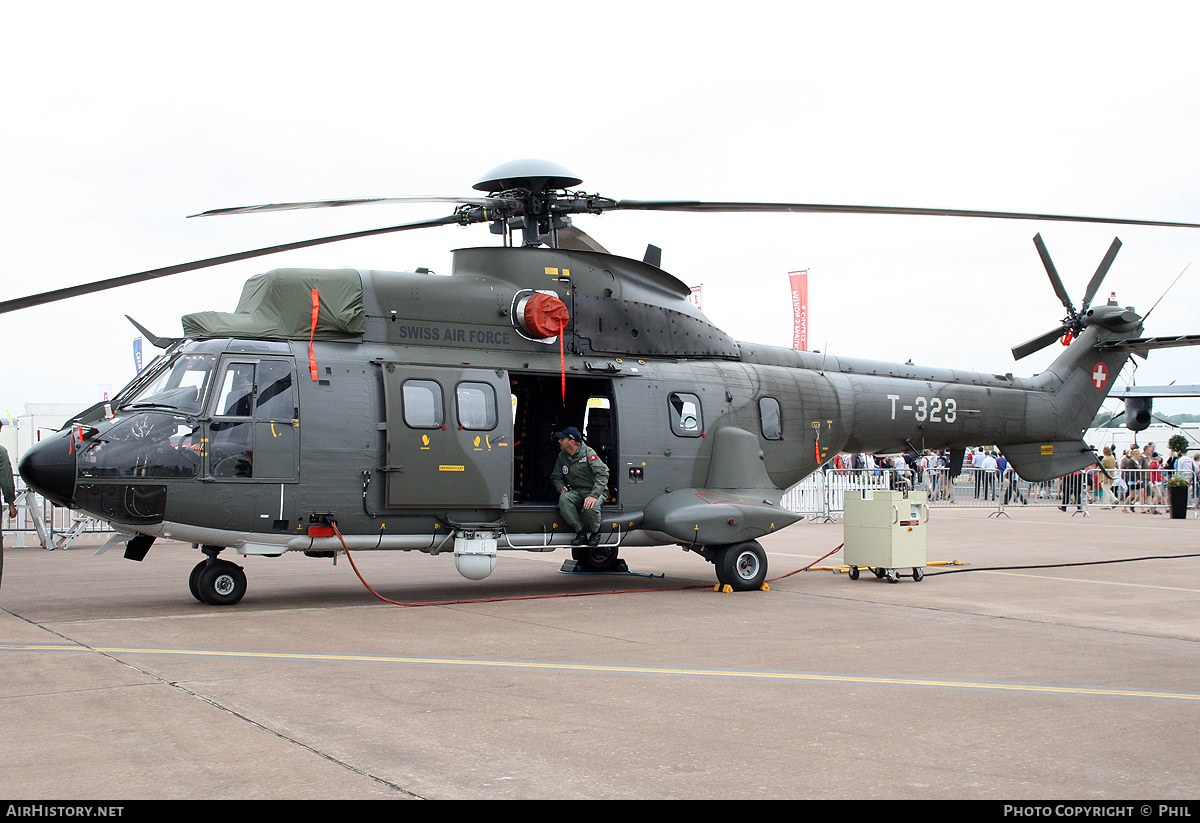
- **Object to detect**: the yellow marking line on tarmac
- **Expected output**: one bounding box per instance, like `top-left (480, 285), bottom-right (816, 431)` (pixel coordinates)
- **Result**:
top-left (977, 569), bottom-right (1200, 593)
top-left (2, 643), bottom-right (1198, 702)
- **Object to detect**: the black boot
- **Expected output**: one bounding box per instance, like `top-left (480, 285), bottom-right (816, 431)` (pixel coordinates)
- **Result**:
top-left (571, 531), bottom-right (588, 546)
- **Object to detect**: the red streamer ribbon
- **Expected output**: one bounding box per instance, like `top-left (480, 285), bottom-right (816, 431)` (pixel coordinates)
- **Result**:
top-left (309, 288), bottom-right (320, 381)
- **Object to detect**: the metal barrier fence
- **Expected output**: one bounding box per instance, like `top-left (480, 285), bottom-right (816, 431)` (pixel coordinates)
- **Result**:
top-left (782, 467), bottom-right (1200, 520)
top-left (4, 484), bottom-right (116, 550)
top-left (4, 468), bottom-right (1196, 550)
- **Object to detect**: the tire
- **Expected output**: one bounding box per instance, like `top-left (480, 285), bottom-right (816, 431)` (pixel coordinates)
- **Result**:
top-left (717, 541), bottom-right (768, 591)
top-left (188, 560), bottom-right (207, 602)
top-left (196, 560), bottom-right (247, 605)
top-left (913, 567), bottom-right (925, 582)
top-left (571, 544), bottom-right (621, 573)
top-left (885, 569), bottom-right (899, 584)
top-left (848, 565), bottom-right (860, 580)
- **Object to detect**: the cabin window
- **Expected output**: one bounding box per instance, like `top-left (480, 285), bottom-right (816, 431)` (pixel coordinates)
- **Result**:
top-left (402, 379), bottom-right (445, 429)
top-left (759, 397), bottom-right (782, 440)
top-left (669, 392), bottom-right (703, 437)
top-left (456, 382), bottom-right (498, 431)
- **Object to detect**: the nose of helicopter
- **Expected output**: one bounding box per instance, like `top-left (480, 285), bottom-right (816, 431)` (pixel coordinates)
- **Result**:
top-left (18, 429), bottom-right (76, 508)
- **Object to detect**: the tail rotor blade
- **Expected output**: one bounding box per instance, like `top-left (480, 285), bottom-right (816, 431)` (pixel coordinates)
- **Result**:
top-left (1033, 233), bottom-right (1075, 315)
top-left (1012, 324), bottom-right (1070, 361)
top-left (1082, 237), bottom-right (1122, 310)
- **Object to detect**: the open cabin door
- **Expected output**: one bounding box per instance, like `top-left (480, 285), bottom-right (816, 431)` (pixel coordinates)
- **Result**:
top-left (381, 365), bottom-right (513, 509)
top-left (509, 373), bottom-right (617, 505)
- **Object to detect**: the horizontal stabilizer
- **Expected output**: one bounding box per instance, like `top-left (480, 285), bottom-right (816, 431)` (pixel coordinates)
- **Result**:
top-left (1000, 440), bottom-right (1096, 482)
top-left (1094, 334), bottom-right (1200, 353)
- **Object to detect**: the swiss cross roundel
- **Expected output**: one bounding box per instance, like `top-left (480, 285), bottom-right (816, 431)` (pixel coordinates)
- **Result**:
top-left (1091, 362), bottom-right (1110, 390)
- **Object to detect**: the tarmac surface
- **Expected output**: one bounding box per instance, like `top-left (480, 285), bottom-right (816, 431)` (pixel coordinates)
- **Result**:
top-left (1, 504), bottom-right (1198, 800)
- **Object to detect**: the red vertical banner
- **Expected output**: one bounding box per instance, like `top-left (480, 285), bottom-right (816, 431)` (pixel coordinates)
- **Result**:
top-left (789, 270), bottom-right (808, 351)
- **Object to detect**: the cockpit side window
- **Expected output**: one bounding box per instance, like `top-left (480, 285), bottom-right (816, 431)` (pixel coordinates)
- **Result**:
top-left (255, 360), bottom-right (295, 420)
top-left (214, 363), bottom-right (255, 417)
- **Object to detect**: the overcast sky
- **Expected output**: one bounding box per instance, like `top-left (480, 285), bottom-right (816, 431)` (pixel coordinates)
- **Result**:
top-left (4, 1), bottom-right (1199, 424)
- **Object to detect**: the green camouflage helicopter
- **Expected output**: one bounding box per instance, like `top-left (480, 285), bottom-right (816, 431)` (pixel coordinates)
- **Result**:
top-left (12, 160), bottom-right (1200, 604)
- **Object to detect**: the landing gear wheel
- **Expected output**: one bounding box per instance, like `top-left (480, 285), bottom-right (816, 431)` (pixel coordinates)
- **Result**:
top-left (716, 541), bottom-right (768, 591)
top-left (188, 560), bottom-right (207, 602)
top-left (195, 560), bottom-right (247, 605)
top-left (571, 544), bottom-right (621, 573)
top-left (848, 565), bottom-right (860, 580)
top-left (913, 567), bottom-right (925, 582)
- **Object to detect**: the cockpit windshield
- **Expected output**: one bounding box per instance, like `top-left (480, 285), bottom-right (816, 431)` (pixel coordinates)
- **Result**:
top-left (123, 353), bottom-right (217, 415)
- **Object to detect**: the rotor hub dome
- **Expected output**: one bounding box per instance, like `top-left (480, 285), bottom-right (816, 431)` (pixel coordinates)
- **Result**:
top-left (473, 159), bottom-right (582, 193)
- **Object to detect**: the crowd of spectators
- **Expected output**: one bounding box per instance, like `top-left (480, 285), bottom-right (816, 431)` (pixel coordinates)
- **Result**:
top-left (826, 441), bottom-right (1199, 512)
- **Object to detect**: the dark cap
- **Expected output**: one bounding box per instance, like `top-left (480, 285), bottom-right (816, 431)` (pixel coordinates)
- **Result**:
top-left (554, 426), bottom-right (582, 442)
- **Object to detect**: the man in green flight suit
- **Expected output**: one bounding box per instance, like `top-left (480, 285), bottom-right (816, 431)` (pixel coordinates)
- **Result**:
top-left (549, 426), bottom-right (609, 547)
top-left (0, 420), bottom-right (17, 555)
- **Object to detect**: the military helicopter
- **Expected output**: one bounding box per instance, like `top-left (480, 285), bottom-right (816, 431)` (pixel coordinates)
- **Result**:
top-left (13, 159), bottom-right (1200, 605)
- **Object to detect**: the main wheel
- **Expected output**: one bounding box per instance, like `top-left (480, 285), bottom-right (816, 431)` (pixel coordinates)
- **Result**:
top-left (717, 541), bottom-right (768, 591)
top-left (195, 560), bottom-right (247, 605)
top-left (571, 544), bottom-right (621, 573)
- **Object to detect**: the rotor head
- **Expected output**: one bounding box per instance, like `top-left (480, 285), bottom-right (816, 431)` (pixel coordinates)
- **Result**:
top-left (473, 159), bottom-right (583, 194)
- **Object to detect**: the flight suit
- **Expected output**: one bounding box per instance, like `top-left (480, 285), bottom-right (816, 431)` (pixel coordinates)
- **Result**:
top-left (549, 442), bottom-right (610, 535)
top-left (0, 443), bottom-right (15, 551)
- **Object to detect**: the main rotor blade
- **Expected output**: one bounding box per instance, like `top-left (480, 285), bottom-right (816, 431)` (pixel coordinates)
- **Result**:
top-left (0, 214), bottom-right (460, 315)
top-left (607, 200), bottom-right (1200, 229)
top-left (1032, 233), bottom-right (1075, 316)
top-left (1011, 324), bottom-right (1070, 361)
top-left (190, 195), bottom-right (519, 218)
top-left (1081, 237), bottom-right (1122, 310)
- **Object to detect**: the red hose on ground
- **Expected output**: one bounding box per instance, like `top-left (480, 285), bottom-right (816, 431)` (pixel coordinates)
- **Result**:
top-left (331, 522), bottom-right (844, 606)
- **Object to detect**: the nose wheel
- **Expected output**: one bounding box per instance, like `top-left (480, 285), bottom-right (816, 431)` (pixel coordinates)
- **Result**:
top-left (189, 549), bottom-right (247, 605)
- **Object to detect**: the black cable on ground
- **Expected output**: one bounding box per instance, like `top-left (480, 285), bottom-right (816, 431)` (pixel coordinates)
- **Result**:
top-left (922, 551), bottom-right (1200, 575)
